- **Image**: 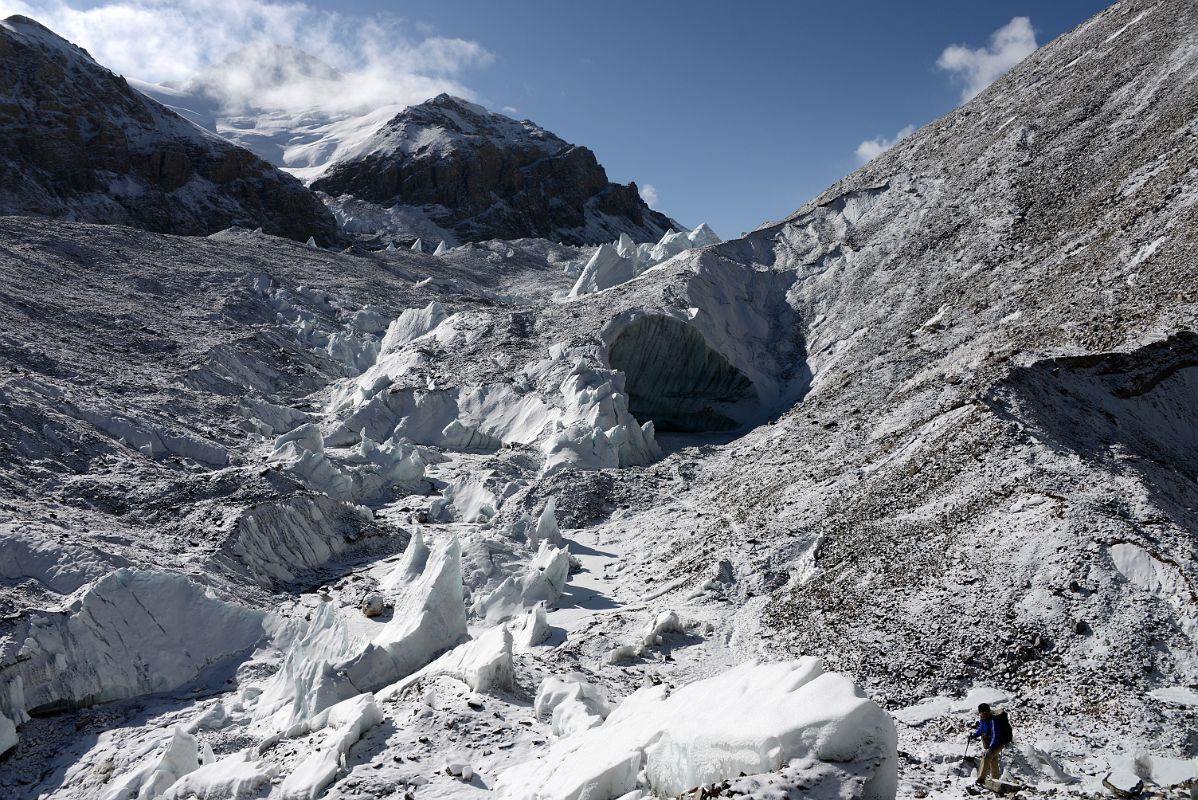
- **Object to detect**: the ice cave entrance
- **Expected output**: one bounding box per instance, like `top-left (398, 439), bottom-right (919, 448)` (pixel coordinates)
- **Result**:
top-left (608, 315), bottom-right (762, 433)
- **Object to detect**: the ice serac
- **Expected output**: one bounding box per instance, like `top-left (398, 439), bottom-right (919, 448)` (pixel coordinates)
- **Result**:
top-left (535, 674), bottom-right (611, 737)
top-left (568, 223), bottom-right (724, 297)
top-left (278, 693), bottom-right (383, 800)
top-left (472, 541), bottom-right (571, 623)
top-left (255, 536), bottom-right (466, 731)
top-left (310, 94), bottom-right (677, 245)
top-left (0, 16), bottom-right (337, 243)
top-left (529, 498), bottom-right (563, 549)
top-left (214, 496), bottom-right (378, 588)
top-left (0, 570), bottom-right (267, 731)
top-left (255, 602), bottom-right (360, 729)
top-left (268, 423), bottom-right (353, 500)
top-left (338, 536), bottom-right (468, 693)
top-left (568, 244), bottom-right (639, 297)
top-left (159, 749), bottom-right (275, 800)
top-left (101, 727), bottom-right (200, 800)
top-left (512, 603), bottom-right (550, 650)
top-left (542, 358), bottom-right (661, 474)
top-left (498, 659), bottom-right (896, 800)
top-left (377, 623), bottom-right (514, 699)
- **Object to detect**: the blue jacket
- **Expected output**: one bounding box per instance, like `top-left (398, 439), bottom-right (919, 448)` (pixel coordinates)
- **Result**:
top-left (972, 718), bottom-right (998, 750)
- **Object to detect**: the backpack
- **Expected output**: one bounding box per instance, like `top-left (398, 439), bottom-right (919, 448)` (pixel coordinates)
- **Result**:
top-left (993, 710), bottom-right (1014, 745)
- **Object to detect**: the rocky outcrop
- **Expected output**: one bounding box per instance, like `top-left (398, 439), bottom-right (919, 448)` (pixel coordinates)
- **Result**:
top-left (311, 94), bottom-right (675, 245)
top-left (0, 16), bottom-right (337, 243)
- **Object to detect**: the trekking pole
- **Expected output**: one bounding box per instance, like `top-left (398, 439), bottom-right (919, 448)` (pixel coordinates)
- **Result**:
top-left (957, 737), bottom-right (971, 785)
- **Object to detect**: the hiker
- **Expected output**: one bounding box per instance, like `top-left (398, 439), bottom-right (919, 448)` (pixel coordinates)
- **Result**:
top-left (969, 703), bottom-right (1009, 785)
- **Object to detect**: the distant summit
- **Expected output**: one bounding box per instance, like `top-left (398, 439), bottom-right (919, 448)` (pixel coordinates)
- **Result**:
top-left (311, 94), bottom-right (677, 245)
top-left (134, 57), bottom-right (681, 246)
top-left (0, 16), bottom-right (337, 243)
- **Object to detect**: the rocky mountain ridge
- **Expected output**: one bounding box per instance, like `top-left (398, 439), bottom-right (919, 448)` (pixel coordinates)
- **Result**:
top-left (310, 94), bottom-right (678, 245)
top-left (0, 16), bottom-right (338, 243)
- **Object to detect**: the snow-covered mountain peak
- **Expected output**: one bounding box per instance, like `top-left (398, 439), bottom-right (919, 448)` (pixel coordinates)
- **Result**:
top-left (0, 14), bottom-right (90, 59)
top-left (129, 55), bottom-right (679, 245)
top-left (312, 95), bottom-right (678, 244)
top-left (363, 93), bottom-right (565, 162)
top-left (423, 92), bottom-right (493, 119)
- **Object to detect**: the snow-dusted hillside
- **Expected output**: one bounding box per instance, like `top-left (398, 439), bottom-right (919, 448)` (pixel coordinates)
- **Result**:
top-left (0, 18), bottom-right (337, 244)
top-left (0, 0), bottom-right (1196, 799)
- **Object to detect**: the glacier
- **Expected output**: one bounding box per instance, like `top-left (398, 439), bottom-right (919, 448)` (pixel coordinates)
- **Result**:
top-left (2, 3), bottom-right (1198, 800)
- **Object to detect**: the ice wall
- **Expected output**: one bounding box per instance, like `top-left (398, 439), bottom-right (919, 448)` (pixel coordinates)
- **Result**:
top-left (607, 314), bottom-right (760, 432)
top-left (0, 570), bottom-right (268, 736)
top-left (496, 658), bottom-right (896, 800)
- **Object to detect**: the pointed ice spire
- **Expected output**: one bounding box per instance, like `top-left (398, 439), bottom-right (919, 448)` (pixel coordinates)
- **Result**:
top-left (616, 232), bottom-right (636, 259)
top-left (688, 223), bottom-right (722, 247)
top-left (411, 238), bottom-right (424, 252)
top-left (568, 243), bottom-right (638, 297)
top-left (385, 241), bottom-right (396, 252)
top-left (433, 240), bottom-right (449, 256)
top-left (253, 226), bottom-right (264, 235)
top-left (305, 236), bottom-right (317, 248)
top-left (530, 498), bottom-right (563, 549)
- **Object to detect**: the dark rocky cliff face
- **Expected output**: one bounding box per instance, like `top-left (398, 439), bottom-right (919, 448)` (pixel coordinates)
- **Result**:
top-left (0, 16), bottom-right (338, 244)
top-left (311, 94), bottom-right (675, 245)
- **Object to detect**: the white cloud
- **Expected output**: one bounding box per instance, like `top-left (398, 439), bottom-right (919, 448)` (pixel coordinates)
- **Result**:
top-left (0, 0), bottom-right (493, 115)
top-left (502, 106), bottom-right (519, 116)
top-left (937, 16), bottom-right (1037, 102)
top-left (855, 124), bottom-right (914, 163)
top-left (639, 183), bottom-right (659, 208)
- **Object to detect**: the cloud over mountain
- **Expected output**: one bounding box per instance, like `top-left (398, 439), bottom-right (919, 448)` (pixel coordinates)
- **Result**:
top-left (0, 0), bottom-right (493, 115)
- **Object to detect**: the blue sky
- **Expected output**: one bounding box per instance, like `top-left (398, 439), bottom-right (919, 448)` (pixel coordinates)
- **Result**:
top-left (341, 1), bottom-right (1109, 236)
top-left (5, 0), bottom-right (1110, 238)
